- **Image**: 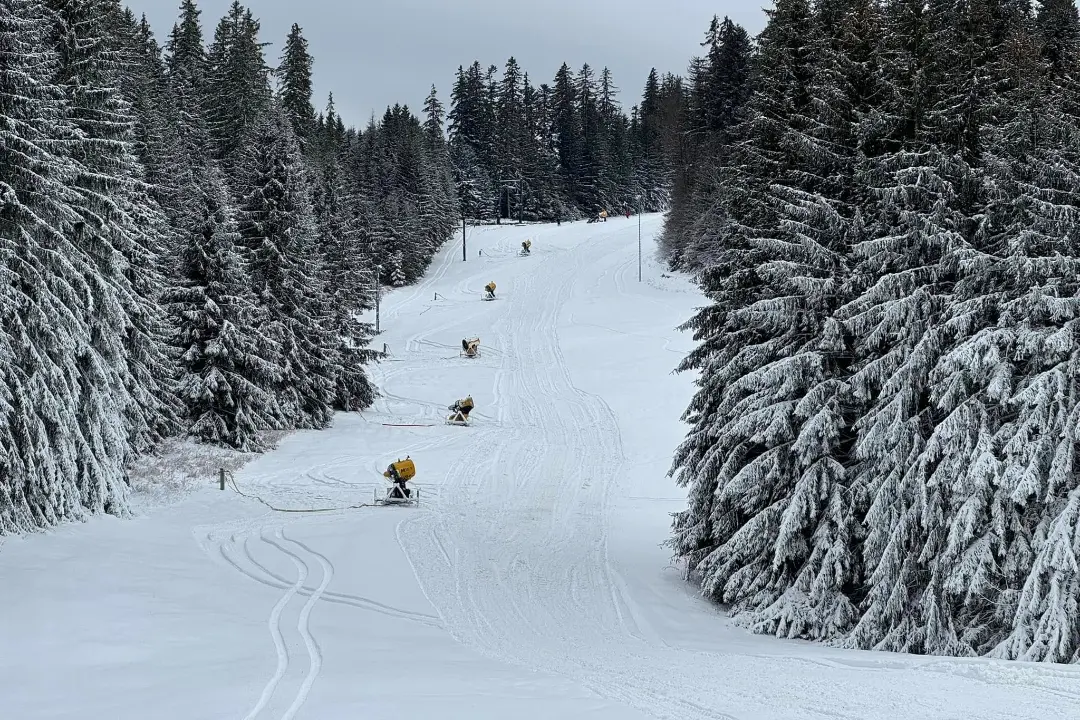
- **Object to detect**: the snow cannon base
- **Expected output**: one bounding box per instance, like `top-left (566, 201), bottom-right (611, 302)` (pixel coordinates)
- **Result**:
top-left (374, 486), bottom-right (420, 507)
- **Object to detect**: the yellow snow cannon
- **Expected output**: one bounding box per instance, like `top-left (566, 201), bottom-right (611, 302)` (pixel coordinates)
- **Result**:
top-left (483, 281), bottom-right (496, 300)
top-left (460, 337), bottom-right (481, 358)
top-left (377, 456), bottom-right (419, 506)
top-left (383, 457), bottom-right (416, 482)
top-left (447, 395), bottom-right (475, 426)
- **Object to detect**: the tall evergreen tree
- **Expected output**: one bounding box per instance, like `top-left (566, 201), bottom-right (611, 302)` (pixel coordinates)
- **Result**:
top-left (162, 0), bottom-right (212, 226)
top-left (166, 159), bottom-right (284, 451)
top-left (1, 0), bottom-right (128, 531)
top-left (837, 0), bottom-right (1000, 656)
top-left (206, 1), bottom-right (271, 165)
top-left (662, 15), bottom-right (753, 268)
top-left (495, 57), bottom-right (525, 217)
top-left (277, 23), bottom-right (315, 142)
top-left (165, 0), bottom-right (206, 93)
top-left (668, 0), bottom-right (868, 640)
top-left (967, 0), bottom-right (1080, 663)
top-left (46, 0), bottom-right (182, 461)
top-left (111, 10), bottom-right (176, 205)
top-left (551, 62), bottom-right (581, 209)
top-left (313, 140), bottom-right (380, 412)
top-left (236, 104), bottom-right (335, 428)
top-left (423, 83), bottom-right (446, 144)
top-left (521, 78), bottom-right (564, 220)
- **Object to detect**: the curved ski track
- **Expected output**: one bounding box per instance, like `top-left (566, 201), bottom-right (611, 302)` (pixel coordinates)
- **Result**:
top-left (195, 520), bottom-right (441, 720)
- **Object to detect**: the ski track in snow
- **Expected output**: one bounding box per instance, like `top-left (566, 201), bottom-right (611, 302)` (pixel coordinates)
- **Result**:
top-left (190, 219), bottom-right (1080, 720)
top-left (267, 530), bottom-right (331, 720)
top-left (197, 522), bottom-right (441, 628)
top-left (392, 222), bottom-right (763, 720)
top-left (390, 221), bottom-right (1080, 720)
top-left (196, 518), bottom-right (437, 720)
top-left (239, 530), bottom-right (302, 720)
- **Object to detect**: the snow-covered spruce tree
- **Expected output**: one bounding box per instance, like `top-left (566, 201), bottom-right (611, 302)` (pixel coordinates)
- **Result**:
top-left (1011, 484), bottom-right (1080, 663)
top-left (551, 62), bottom-right (583, 211)
top-left (573, 63), bottom-right (602, 211)
top-left (235, 104), bottom-right (335, 429)
top-left (595, 67), bottom-right (633, 213)
top-left (363, 146), bottom-right (416, 282)
top-left (450, 140), bottom-right (495, 221)
top-left (402, 115), bottom-right (455, 272)
top-left (882, 3), bottom-right (1042, 657)
top-left (158, 0), bottom-right (213, 229)
top-left (634, 68), bottom-right (683, 213)
top-left (357, 104), bottom-right (454, 283)
top-left (521, 80), bottom-right (565, 221)
top-left (312, 148), bottom-right (379, 412)
top-left (421, 85), bottom-right (463, 241)
top-left (389, 249), bottom-right (407, 287)
top-left (46, 0), bottom-right (182, 460)
top-left (837, 0), bottom-right (1004, 656)
top-left (448, 61), bottom-right (497, 189)
top-left (662, 15), bottom-right (753, 270)
top-left (0, 0), bottom-right (130, 532)
top-left (276, 23), bottom-right (315, 143)
top-left (666, 85), bottom-right (783, 581)
top-left (109, 10), bottom-right (177, 211)
top-left (736, 0), bottom-right (897, 640)
top-left (166, 0), bottom-right (207, 92)
top-left (166, 159), bottom-right (284, 451)
top-left (982, 1), bottom-right (1080, 664)
top-left (422, 84), bottom-right (447, 147)
top-left (494, 57), bottom-right (526, 215)
top-left (669, 0), bottom-right (871, 640)
top-left (206, 0), bottom-right (271, 168)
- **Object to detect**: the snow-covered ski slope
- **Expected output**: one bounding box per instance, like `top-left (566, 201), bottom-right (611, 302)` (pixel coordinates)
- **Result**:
top-left (5, 216), bottom-right (1080, 720)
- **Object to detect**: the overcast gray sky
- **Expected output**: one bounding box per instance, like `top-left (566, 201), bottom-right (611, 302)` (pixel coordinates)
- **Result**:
top-left (124, 0), bottom-right (766, 127)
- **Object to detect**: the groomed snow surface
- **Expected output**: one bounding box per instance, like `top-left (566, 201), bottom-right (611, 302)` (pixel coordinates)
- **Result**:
top-left (6, 216), bottom-right (1080, 720)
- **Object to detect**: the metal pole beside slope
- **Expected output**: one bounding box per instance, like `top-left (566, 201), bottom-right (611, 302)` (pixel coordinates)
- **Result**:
top-left (637, 197), bottom-right (642, 282)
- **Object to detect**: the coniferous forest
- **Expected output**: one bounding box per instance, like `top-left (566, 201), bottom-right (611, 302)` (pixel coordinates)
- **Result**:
top-left (0, 0), bottom-right (681, 535)
top-left (445, 59), bottom-right (684, 220)
top-left (7, 0), bottom-right (1080, 667)
top-left (665, 1), bottom-right (1080, 663)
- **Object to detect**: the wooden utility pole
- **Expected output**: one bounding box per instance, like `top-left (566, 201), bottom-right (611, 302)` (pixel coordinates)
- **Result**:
top-left (375, 265), bottom-right (382, 333)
